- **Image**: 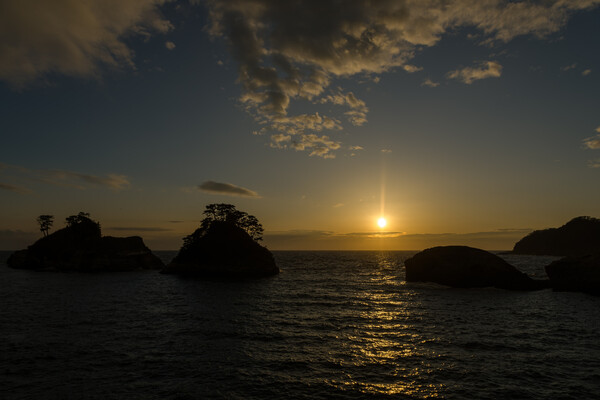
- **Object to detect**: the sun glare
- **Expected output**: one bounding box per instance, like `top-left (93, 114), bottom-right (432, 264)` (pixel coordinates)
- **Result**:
top-left (377, 217), bottom-right (387, 228)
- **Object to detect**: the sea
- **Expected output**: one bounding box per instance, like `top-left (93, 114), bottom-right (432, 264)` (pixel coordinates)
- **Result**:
top-left (1, 250), bottom-right (599, 399)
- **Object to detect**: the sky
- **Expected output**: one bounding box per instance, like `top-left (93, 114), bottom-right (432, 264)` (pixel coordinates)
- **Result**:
top-left (1, 0), bottom-right (600, 250)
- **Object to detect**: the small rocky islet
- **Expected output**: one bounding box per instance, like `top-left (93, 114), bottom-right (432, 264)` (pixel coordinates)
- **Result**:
top-left (7, 212), bottom-right (163, 272)
top-left (162, 204), bottom-right (279, 279)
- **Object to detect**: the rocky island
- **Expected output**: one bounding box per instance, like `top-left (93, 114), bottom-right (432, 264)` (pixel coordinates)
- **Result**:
top-left (163, 204), bottom-right (278, 279)
top-left (405, 246), bottom-right (549, 291)
top-left (7, 212), bottom-right (163, 271)
top-left (544, 254), bottom-right (600, 295)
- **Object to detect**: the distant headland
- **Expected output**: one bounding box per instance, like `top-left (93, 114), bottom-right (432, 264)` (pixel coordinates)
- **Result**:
top-left (512, 216), bottom-right (600, 256)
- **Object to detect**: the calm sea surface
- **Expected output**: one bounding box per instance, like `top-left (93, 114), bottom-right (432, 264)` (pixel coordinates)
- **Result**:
top-left (1, 250), bottom-right (599, 399)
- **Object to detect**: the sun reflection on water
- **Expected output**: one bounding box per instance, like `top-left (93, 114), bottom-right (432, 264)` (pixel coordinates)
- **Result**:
top-left (327, 252), bottom-right (447, 397)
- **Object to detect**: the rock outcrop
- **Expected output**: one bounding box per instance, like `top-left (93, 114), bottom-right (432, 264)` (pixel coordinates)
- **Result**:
top-left (545, 254), bottom-right (600, 295)
top-left (513, 216), bottom-right (600, 256)
top-left (7, 219), bottom-right (163, 271)
top-left (163, 220), bottom-right (278, 279)
top-left (405, 246), bottom-right (548, 290)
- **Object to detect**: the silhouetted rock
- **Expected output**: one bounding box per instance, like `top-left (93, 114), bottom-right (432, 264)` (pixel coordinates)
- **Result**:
top-left (163, 220), bottom-right (278, 279)
top-left (7, 219), bottom-right (163, 271)
top-left (513, 216), bottom-right (600, 256)
top-left (545, 254), bottom-right (600, 295)
top-left (405, 246), bottom-right (549, 290)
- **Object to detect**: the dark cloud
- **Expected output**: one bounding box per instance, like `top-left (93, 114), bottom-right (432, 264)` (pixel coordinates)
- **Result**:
top-left (206, 0), bottom-right (600, 157)
top-left (199, 180), bottom-right (260, 198)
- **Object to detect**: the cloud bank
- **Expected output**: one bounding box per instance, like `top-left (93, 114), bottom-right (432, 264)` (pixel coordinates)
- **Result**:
top-left (206, 0), bottom-right (600, 157)
top-left (199, 180), bottom-right (261, 198)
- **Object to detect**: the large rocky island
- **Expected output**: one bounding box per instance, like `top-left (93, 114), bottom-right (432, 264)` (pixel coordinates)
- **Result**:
top-left (7, 212), bottom-right (163, 271)
top-left (512, 216), bottom-right (600, 256)
top-left (163, 204), bottom-right (278, 279)
top-left (405, 246), bottom-right (549, 291)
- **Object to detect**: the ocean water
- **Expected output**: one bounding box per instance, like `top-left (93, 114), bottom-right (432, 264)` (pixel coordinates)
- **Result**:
top-left (1, 250), bottom-right (599, 399)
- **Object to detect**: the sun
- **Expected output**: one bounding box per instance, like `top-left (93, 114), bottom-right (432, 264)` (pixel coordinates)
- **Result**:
top-left (377, 217), bottom-right (387, 228)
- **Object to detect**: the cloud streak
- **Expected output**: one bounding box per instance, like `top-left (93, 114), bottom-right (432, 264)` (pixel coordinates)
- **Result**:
top-left (199, 180), bottom-right (261, 198)
top-left (0, 162), bottom-right (130, 191)
top-left (264, 228), bottom-right (533, 250)
top-left (107, 227), bottom-right (173, 232)
top-left (0, 182), bottom-right (32, 195)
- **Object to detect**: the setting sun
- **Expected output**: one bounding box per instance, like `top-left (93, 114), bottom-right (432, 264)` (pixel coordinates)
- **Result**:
top-left (377, 217), bottom-right (387, 228)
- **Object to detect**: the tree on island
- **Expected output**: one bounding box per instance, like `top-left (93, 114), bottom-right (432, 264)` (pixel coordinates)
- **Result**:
top-left (165, 203), bottom-right (277, 278)
top-left (64, 211), bottom-right (101, 236)
top-left (183, 203), bottom-right (264, 247)
top-left (36, 215), bottom-right (54, 237)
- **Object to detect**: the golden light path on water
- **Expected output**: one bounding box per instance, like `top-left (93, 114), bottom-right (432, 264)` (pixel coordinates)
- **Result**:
top-left (328, 253), bottom-right (446, 397)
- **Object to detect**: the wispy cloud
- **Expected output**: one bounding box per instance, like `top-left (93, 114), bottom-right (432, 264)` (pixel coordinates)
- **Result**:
top-left (587, 159), bottom-right (600, 168)
top-left (584, 135), bottom-right (600, 150)
top-left (403, 65), bottom-right (423, 73)
top-left (0, 0), bottom-right (172, 87)
top-left (448, 61), bottom-right (503, 84)
top-left (422, 78), bottom-right (440, 88)
top-left (561, 63), bottom-right (577, 71)
top-left (198, 180), bottom-right (261, 198)
top-left (582, 126), bottom-right (600, 167)
top-left (582, 69), bottom-right (592, 76)
top-left (583, 127), bottom-right (600, 150)
top-left (165, 41), bottom-right (176, 50)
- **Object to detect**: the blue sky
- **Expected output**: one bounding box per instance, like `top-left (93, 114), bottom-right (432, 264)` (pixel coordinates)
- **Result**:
top-left (1, 0), bottom-right (600, 250)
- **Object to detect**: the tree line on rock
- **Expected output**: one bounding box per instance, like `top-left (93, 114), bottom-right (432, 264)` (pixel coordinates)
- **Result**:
top-left (35, 211), bottom-right (100, 238)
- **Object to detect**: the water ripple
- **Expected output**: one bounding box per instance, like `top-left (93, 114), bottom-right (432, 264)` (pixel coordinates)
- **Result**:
top-left (1, 251), bottom-right (599, 399)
